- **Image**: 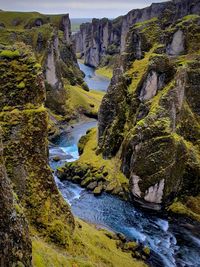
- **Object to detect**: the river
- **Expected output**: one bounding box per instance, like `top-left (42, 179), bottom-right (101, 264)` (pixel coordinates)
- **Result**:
top-left (49, 63), bottom-right (200, 267)
top-left (78, 61), bottom-right (110, 91)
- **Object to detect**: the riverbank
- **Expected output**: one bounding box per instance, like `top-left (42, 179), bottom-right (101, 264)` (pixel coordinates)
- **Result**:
top-left (95, 66), bottom-right (113, 79)
top-left (32, 218), bottom-right (147, 267)
top-left (56, 127), bottom-right (130, 201)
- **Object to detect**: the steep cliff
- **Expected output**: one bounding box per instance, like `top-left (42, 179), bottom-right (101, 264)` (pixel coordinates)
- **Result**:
top-left (98, 14), bottom-right (200, 209)
top-left (0, 128), bottom-right (32, 267)
top-left (73, 0), bottom-right (200, 68)
top-left (0, 11), bottom-right (85, 116)
top-left (0, 45), bottom-right (74, 248)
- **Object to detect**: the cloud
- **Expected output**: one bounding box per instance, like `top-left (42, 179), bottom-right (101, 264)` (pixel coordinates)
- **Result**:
top-left (0, 0), bottom-right (169, 17)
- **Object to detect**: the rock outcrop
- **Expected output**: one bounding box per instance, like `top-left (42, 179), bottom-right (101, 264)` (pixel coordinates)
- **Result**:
top-left (73, 0), bottom-right (200, 68)
top-left (0, 128), bottom-right (32, 267)
top-left (0, 45), bottom-right (74, 251)
top-left (0, 11), bottom-right (84, 115)
top-left (98, 14), bottom-right (200, 208)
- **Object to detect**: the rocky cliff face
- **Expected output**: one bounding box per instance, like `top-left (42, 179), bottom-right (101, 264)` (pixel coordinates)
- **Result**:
top-left (0, 45), bottom-right (75, 259)
top-left (74, 0), bottom-right (200, 68)
top-left (98, 14), bottom-right (200, 208)
top-left (0, 128), bottom-right (32, 267)
top-left (74, 17), bottom-right (121, 67)
top-left (0, 12), bottom-right (84, 115)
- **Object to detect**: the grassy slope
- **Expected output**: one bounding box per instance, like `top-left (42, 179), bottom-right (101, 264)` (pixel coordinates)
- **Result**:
top-left (78, 128), bottom-right (128, 185)
top-left (0, 11), bottom-right (46, 29)
top-left (66, 85), bottom-right (105, 117)
top-left (0, 11), bottom-right (70, 29)
top-left (95, 67), bottom-right (113, 79)
top-left (0, 11), bottom-right (92, 32)
top-left (33, 219), bottom-right (146, 267)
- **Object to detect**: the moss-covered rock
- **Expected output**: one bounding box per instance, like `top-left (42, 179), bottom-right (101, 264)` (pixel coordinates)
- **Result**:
top-left (0, 45), bottom-right (75, 245)
top-left (0, 12), bottom-right (85, 117)
top-left (57, 128), bottom-right (130, 200)
top-left (98, 15), bottom-right (200, 211)
top-left (0, 128), bottom-right (32, 266)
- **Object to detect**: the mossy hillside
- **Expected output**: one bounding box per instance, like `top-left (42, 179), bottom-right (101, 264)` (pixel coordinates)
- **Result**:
top-left (97, 20), bottom-right (165, 158)
top-left (57, 128), bottom-right (130, 200)
top-left (0, 105), bottom-right (75, 245)
top-left (0, 12), bottom-right (83, 79)
top-left (133, 18), bottom-right (161, 45)
top-left (65, 85), bottom-right (105, 118)
top-left (123, 19), bottom-right (162, 70)
top-left (0, 11), bottom-right (47, 29)
top-left (0, 11), bottom-right (66, 30)
top-left (32, 219), bottom-right (147, 267)
top-left (95, 66), bottom-right (113, 79)
top-left (126, 47), bottom-right (159, 94)
top-left (0, 46), bottom-right (74, 246)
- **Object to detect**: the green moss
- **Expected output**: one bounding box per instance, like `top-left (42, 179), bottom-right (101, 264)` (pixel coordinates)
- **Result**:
top-left (66, 85), bottom-right (105, 117)
top-left (58, 128), bottom-right (129, 200)
top-left (48, 220), bottom-right (70, 247)
top-left (134, 18), bottom-right (158, 29)
top-left (127, 47), bottom-right (156, 94)
top-left (0, 49), bottom-right (20, 59)
top-left (33, 219), bottom-right (147, 267)
top-left (143, 247), bottom-right (150, 256)
top-left (34, 63), bottom-right (42, 69)
top-left (176, 14), bottom-right (200, 27)
top-left (0, 45), bottom-right (75, 246)
top-left (16, 262), bottom-right (25, 267)
top-left (95, 67), bottom-right (113, 79)
top-left (168, 201), bottom-right (200, 222)
top-left (17, 81), bottom-right (26, 89)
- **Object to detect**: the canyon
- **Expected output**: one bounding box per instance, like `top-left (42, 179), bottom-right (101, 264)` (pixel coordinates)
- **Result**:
top-left (1, 0), bottom-right (200, 266)
top-left (73, 0), bottom-right (200, 67)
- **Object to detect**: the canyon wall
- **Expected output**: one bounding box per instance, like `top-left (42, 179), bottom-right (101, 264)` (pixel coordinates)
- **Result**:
top-left (0, 12), bottom-right (85, 115)
top-left (73, 0), bottom-right (200, 67)
top-left (0, 45), bottom-right (75, 263)
top-left (98, 12), bottom-right (200, 208)
top-left (0, 128), bottom-right (32, 266)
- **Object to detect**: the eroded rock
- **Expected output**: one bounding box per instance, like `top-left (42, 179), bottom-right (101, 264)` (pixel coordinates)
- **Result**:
top-left (167, 30), bottom-right (185, 56)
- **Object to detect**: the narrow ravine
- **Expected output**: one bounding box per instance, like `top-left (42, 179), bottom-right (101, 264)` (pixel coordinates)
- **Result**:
top-left (49, 64), bottom-right (200, 267)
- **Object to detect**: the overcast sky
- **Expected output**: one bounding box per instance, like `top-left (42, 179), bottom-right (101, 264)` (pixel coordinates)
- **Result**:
top-left (0, 0), bottom-right (169, 18)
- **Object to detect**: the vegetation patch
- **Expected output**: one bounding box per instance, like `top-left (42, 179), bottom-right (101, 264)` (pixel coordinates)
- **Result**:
top-left (66, 85), bottom-right (105, 118)
top-left (57, 128), bottom-right (130, 200)
top-left (95, 66), bottom-right (113, 79)
top-left (168, 198), bottom-right (200, 222)
top-left (32, 219), bottom-right (147, 267)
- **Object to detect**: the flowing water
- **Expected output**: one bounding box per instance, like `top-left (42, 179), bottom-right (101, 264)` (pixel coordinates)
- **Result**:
top-left (78, 61), bottom-right (110, 91)
top-left (49, 63), bottom-right (200, 267)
